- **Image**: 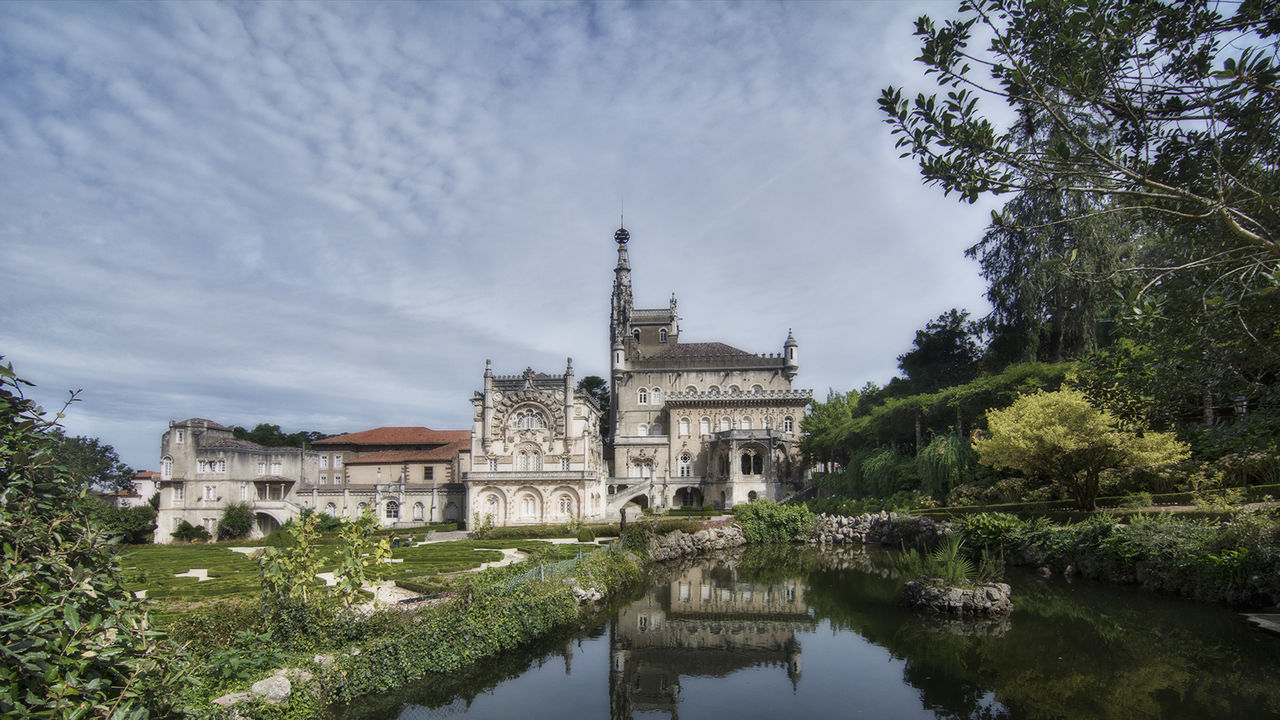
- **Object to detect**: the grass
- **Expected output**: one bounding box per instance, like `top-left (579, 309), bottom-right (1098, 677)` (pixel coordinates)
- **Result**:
top-left (117, 538), bottom-right (593, 603)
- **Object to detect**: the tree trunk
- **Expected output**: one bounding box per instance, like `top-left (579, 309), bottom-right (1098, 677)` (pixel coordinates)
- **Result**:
top-left (1203, 387), bottom-right (1215, 425)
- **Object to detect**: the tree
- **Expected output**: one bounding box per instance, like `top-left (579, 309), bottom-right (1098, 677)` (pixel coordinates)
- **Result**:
top-left (0, 360), bottom-right (178, 717)
top-left (232, 423), bottom-right (325, 448)
top-left (897, 309), bottom-right (983, 393)
top-left (974, 388), bottom-right (1189, 509)
top-left (880, 0), bottom-right (1279, 266)
top-left (47, 429), bottom-right (134, 491)
top-left (217, 502), bottom-right (255, 541)
top-left (576, 375), bottom-right (610, 439)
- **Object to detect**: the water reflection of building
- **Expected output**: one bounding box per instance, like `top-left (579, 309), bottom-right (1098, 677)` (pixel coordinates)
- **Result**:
top-left (610, 560), bottom-right (812, 720)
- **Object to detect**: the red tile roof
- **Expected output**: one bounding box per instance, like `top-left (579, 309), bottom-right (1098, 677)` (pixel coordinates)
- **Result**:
top-left (344, 441), bottom-right (468, 465)
top-left (313, 427), bottom-right (470, 447)
top-left (134, 471), bottom-right (159, 479)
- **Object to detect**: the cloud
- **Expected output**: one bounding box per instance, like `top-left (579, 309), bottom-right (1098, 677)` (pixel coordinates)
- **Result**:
top-left (0, 1), bottom-right (997, 469)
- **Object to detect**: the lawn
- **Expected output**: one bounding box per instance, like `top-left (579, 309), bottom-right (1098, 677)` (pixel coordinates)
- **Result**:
top-left (117, 538), bottom-right (591, 603)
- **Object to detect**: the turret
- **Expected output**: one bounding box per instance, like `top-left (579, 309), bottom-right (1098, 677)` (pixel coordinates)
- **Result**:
top-left (564, 357), bottom-right (574, 440)
top-left (783, 329), bottom-right (798, 382)
top-left (482, 359), bottom-right (495, 445)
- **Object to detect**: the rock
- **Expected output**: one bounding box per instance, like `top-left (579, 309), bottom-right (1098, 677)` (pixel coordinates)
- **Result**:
top-left (901, 580), bottom-right (1013, 616)
top-left (1038, 566), bottom-right (1052, 577)
top-left (313, 654), bottom-right (335, 671)
top-left (212, 692), bottom-right (250, 707)
top-left (250, 675), bottom-right (291, 705)
top-left (1064, 564), bottom-right (1079, 577)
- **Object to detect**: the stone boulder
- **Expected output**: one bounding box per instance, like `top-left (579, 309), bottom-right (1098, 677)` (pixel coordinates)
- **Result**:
top-left (900, 580), bottom-right (1013, 616)
top-left (650, 524), bottom-right (746, 562)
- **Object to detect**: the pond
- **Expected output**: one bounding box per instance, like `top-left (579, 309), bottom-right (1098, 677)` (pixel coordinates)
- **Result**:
top-left (330, 545), bottom-right (1280, 720)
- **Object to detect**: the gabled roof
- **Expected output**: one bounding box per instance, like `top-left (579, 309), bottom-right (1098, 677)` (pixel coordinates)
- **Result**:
top-left (134, 471), bottom-right (159, 479)
top-left (651, 342), bottom-right (754, 359)
top-left (313, 427), bottom-right (470, 447)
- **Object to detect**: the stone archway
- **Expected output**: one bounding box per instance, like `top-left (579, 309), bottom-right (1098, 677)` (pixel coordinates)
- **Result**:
top-left (254, 512), bottom-right (281, 538)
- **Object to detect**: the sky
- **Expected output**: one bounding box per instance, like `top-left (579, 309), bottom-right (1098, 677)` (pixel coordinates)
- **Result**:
top-left (1, 0), bottom-right (1001, 471)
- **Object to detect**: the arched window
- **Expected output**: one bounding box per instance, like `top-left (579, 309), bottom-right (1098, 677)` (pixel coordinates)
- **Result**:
top-left (650, 422), bottom-right (663, 436)
top-left (413, 502), bottom-right (424, 521)
top-left (385, 501), bottom-right (399, 520)
top-left (700, 417), bottom-right (711, 435)
top-left (637, 424), bottom-right (648, 436)
top-left (517, 451), bottom-right (541, 472)
top-left (558, 495), bottom-right (573, 515)
top-left (518, 452), bottom-right (528, 471)
top-left (521, 495), bottom-right (536, 517)
top-left (161, 456), bottom-right (173, 479)
top-left (652, 387), bottom-right (661, 405)
top-left (720, 416), bottom-right (731, 432)
top-left (679, 418), bottom-right (690, 436)
top-left (531, 452), bottom-right (541, 471)
top-left (513, 408), bottom-right (547, 430)
top-left (783, 416), bottom-right (794, 433)
top-left (659, 328), bottom-right (668, 342)
top-left (325, 502), bottom-right (337, 516)
top-left (741, 416), bottom-right (753, 430)
top-left (741, 451), bottom-right (763, 475)
top-left (751, 384), bottom-right (764, 393)
top-left (685, 385), bottom-right (697, 393)
top-left (678, 453), bottom-right (692, 477)
top-left (637, 388), bottom-right (648, 404)
top-left (633, 329), bottom-right (641, 343)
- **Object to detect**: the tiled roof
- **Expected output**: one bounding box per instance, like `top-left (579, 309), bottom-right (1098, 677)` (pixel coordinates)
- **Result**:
top-left (651, 342), bottom-right (754, 359)
top-left (202, 438), bottom-right (268, 451)
top-left (344, 441), bottom-right (468, 465)
top-left (314, 427), bottom-right (470, 447)
top-left (134, 471), bottom-right (159, 479)
top-left (174, 418), bottom-right (230, 431)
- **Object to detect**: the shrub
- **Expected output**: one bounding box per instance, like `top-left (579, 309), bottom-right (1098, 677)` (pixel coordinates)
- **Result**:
top-left (173, 519), bottom-right (212, 542)
top-left (959, 512), bottom-right (1024, 553)
top-left (576, 527), bottom-right (595, 543)
top-left (218, 502), bottom-right (255, 540)
top-left (916, 431), bottom-right (975, 500)
top-left (733, 500), bottom-right (815, 543)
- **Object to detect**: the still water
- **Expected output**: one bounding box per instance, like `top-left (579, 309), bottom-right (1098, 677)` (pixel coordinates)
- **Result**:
top-left (332, 545), bottom-right (1280, 720)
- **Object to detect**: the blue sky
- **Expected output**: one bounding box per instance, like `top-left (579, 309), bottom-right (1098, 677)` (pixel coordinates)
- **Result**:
top-left (1, 1), bottom-right (998, 470)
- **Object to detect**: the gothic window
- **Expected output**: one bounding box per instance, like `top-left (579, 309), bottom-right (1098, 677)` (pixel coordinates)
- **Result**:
top-left (783, 416), bottom-right (794, 433)
top-left (659, 328), bottom-right (668, 342)
top-left (700, 417), bottom-right (710, 435)
top-left (513, 408), bottom-right (547, 430)
top-left (679, 418), bottom-right (690, 436)
top-left (560, 457), bottom-right (570, 471)
top-left (385, 501), bottom-right (399, 520)
top-left (531, 452), bottom-right (541, 471)
top-left (521, 495), bottom-right (536, 517)
top-left (558, 495), bottom-right (573, 515)
top-left (718, 454), bottom-right (730, 477)
top-left (162, 456), bottom-right (172, 479)
top-left (678, 453), bottom-right (692, 477)
top-left (637, 388), bottom-right (648, 404)
top-left (651, 387), bottom-right (661, 404)
top-left (413, 502), bottom-right (424, 521)
top-left (741, 416), bottom-right (753, 430)
top-left (740, 450), bottom-right (764, 475)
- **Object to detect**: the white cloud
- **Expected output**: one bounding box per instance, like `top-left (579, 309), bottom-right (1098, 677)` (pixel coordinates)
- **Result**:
top-left (1, 1), bottom-right (997, 469)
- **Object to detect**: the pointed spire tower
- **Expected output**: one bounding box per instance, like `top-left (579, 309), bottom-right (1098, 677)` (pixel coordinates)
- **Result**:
top-left (610, 225), bottom-right (633, 350)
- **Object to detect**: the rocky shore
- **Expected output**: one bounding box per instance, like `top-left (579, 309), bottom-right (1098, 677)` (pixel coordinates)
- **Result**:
top-left (649, 523), bottom-right (748, 561)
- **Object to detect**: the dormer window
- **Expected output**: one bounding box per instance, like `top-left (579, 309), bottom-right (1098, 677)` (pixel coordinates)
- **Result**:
top-left (659, 328), bottom-right (668, 342)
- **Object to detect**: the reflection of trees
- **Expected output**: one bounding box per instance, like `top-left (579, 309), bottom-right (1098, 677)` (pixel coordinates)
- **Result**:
top-left (803, 555), bottom-right (1280, 720)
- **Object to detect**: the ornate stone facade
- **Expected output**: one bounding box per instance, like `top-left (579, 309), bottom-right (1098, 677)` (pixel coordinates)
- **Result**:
top-left (607, 227), bottom-right (811, 514)
top-left (465, 359), bottom-right (608, 525)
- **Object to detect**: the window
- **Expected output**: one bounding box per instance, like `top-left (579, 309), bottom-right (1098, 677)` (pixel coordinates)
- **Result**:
top-left (257, 461), bottom-right (266, 475)
top-left (513, 408), bottom-right (547, 430)
top-left (679, 453), bottom-right (692, 477)
top-left (679, 418), bottom-right (690, 436)
top-left (321, 455), bottom-right (329, 469)
top-left (634, 463), bottom-right (652, 479)
top-left (413, 502), bottom-right (424, 521)
top-left (720, 417), bottom-right (731, 432)
top-left (197, 460), bottom-right (208, 474)
top-left (270, 461), bottom-right (281, 475)
top-left (204, 485), bottom-right (216, 501)
top-left (240, 484), bottom-right (247, 501)
top-left (651, 387), bottom-right (661, 405)
top-left (742, 416), bottom-right (752, 430)
top-left (633, 328), bottom-right (641, 343)
top-left (700, 417), bottom-right (710, 435)
top-left (558, 495), bottom-right (573, 515)
top-left (376, 468), bottom-right (382, 482)
top-left (561, 457), bottom-right (570, 471)
top-left (729, 385), bottom-right (740, 394)
top-left (637, 424), bottom-right (648, 436)
top-left (783, 416), bottom-right (794, 433)
top-left (385, 501), bottom-right (399, 520)
top-left (650, 422), bottom-right (663, 436)
top-left (521, 496), bottom-right (536, 517)
top-left (685, 385), bottom-right (697, 393)
top-left (637, 388), bottom-right (648, 404)
top-left (216, 459), bottom-right (225, 473)
top-left (175, 429), bottom-right (185, 444)
top-left (424, 466), bottom-right (434, 481)
top-left (334, 454), bottom-right (343, 467)
top-left (659, 328), bottom-right (667, 342)
top-left (488, 458), bottom-right (498, 472)
top-left (162, 456), bottom-right (172, 479)
top-left (741, 450), bottom-right (763, 475)
top-left (173, 484), bottom-right (184, 502)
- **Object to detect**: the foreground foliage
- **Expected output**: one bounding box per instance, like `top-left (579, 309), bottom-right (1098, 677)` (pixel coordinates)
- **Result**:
top-left (0, 361), bottom-right (179, 718)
